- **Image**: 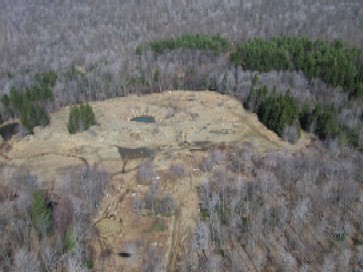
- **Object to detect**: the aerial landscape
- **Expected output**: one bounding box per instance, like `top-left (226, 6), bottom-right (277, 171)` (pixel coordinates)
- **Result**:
top-left (0, 1), bottom-right (362, 271)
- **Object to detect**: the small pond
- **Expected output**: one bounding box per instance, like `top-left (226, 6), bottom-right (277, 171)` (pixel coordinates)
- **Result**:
top-left (0, 122), bottom-right (20, 141)
top-left (130, 116), bottom-right (155, 123)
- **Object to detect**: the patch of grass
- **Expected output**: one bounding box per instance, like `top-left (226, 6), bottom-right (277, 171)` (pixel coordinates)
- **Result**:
top-left (353, 237), bottom-right (363, 246)
top-left (152, 218), bottom-right (167, 232)
top-left (334, 232), bottom-right (347, 242)
top-left (328, 239), bottom-right (337, 249)
top-left (242, 217), bottom-right (248, 230)
top-left (200, 208), bottom-right (210, 220)
top-left (85, 260), bottom-right (93, 269)
top-left (64, 229), bottom-right (75, 252)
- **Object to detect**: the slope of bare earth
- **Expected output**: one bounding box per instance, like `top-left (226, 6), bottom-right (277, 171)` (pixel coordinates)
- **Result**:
top-left (0, 91), bottom-right (310, 271)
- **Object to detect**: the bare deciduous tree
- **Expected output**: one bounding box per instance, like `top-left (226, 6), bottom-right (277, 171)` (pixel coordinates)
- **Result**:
top-left (14, 248), bottom-right (41, 272)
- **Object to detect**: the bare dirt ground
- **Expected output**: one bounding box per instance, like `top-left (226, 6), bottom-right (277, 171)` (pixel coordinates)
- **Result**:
top-left (0, 91), bottom-right (310, 271)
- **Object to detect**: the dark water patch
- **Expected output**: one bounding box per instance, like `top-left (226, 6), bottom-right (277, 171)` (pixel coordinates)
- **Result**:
top-left (114, 146), bottom-right (157, 173)
top-left (118, 252), bottom-right (131, 258)
top-left (209, 129), bottom-right (235, 135)
top-left (131, 116), bottom-right (155, 123)
top-left (192, 141), bottom-right (213, 150)
top-left (115, 146), bottom-right (156, 160)
top-left (0, 123), bottom-right (19, 141)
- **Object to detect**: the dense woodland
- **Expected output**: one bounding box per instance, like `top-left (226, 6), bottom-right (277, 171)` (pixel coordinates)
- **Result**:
top-left (1, 1), bottom-right (362, 148)
top-left (1, 35), bottom-right (362, 147)
top-left (179, 143), bottom-right (363, 271)
top-left (1, 1), bottom-right (363, 271)
top-left (0, 166), bottom-right (108, 271)
top-left (0, 71), bottom-right (56, 132)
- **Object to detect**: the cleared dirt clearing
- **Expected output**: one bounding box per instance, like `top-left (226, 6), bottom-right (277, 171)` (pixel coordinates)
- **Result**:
top-left (0, 91), bottom-right (310, 271)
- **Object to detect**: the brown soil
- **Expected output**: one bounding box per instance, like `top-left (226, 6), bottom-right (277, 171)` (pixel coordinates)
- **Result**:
top-left (0, 91), bottom-right (310, 271)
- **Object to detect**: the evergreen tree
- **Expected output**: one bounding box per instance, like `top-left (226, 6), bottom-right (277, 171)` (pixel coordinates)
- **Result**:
top-left (67, 106), bottom-right (80, 134)
top-left (315, 106), bottom-right (340, 140)
top-left (67, 104), bottom-right (96, 134)
top-left (0, 71), bottom-right (56, 132)
top-left (231, 37), bottom-right (362, 95)
top-left (31, 190), bottom-right (52, 236)
top-left (299, 101), bottom-right (313, 131)
top-left (145, 34), bottom-right (228, 54)
top-left (245, 83), bottom-right (300, 139)
top-left (19, 100), bottom-right (49, 132)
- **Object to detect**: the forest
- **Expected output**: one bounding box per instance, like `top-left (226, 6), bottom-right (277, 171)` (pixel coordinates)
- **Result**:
top-left (180, 142), bottom-right (363, 271)
top-left (0, 1), bottom-right (363, 271)
top-left (0, 166), bottom-right (108, 271)
top-left (1, 36), bottom-right (361, 148)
